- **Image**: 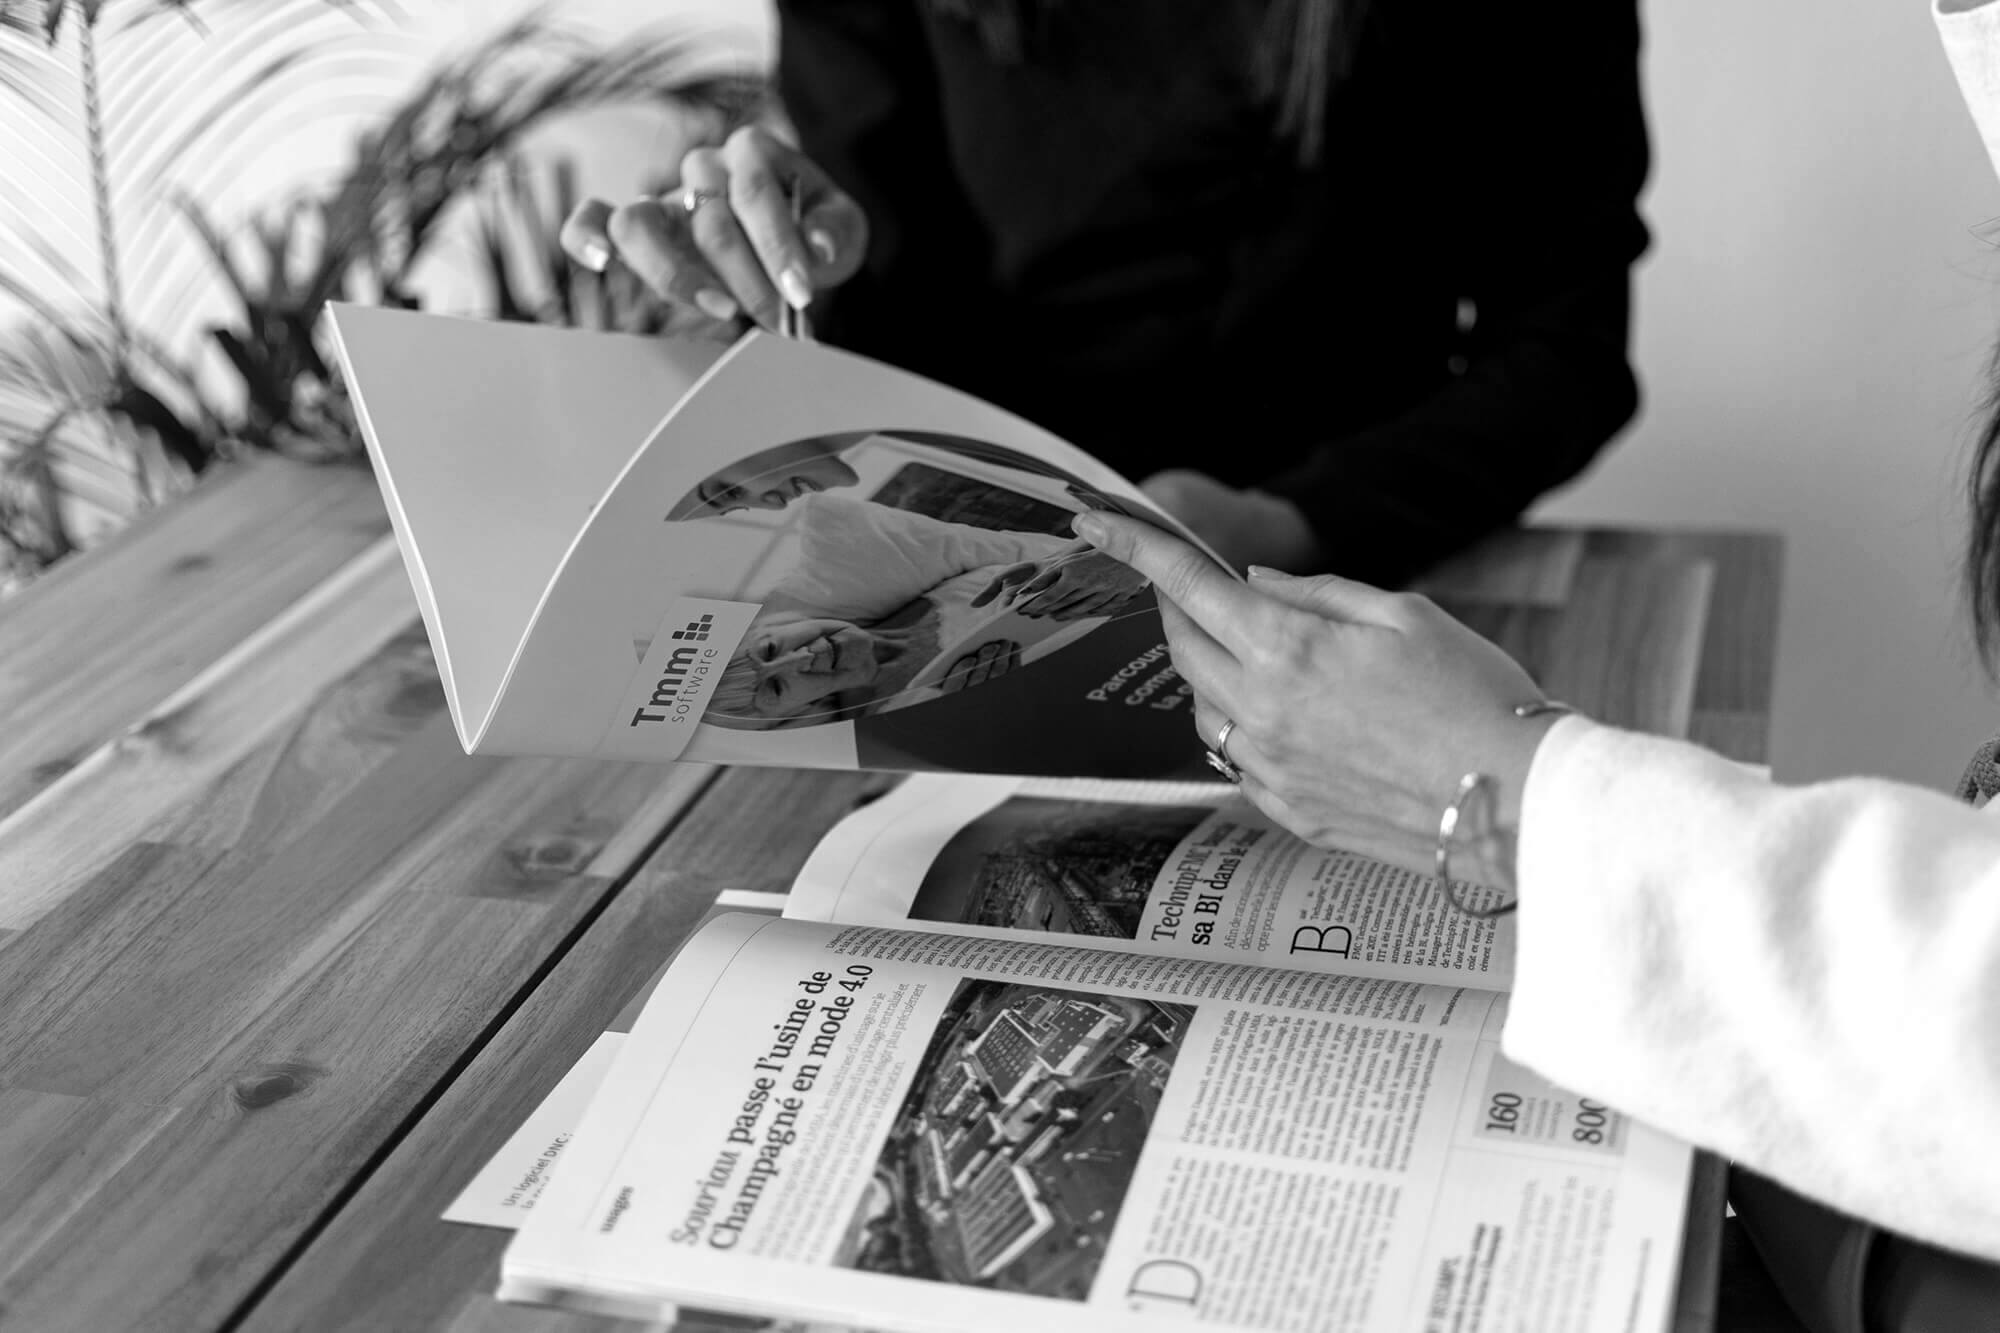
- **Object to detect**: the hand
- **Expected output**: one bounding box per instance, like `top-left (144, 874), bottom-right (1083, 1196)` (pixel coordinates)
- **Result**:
top-left (1072, 511), bottom-right (1564, 870)
top-left (560, 126), bottom-right (869, 331)
top-left (1139, 470), bottom-right (1322, 574)
top-left (937, 640), bottom-right (1021, 693)
top-left (970, 540), bottom-right (1151, 621)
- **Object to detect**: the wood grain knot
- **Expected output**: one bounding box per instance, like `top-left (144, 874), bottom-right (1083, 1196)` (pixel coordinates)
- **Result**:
top-left (230, 1060), bottom-right (326, 1111)
top-left (502, 834), bottom-right (592, 881)
top-left (28, 755), bottom-right (78, 786)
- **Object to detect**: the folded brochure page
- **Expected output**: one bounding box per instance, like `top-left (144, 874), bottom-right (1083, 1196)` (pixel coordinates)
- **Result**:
top-left (498, 779), bottom-right (1692, 1333)
top-left (324, 304), bottom-right (1233, 778)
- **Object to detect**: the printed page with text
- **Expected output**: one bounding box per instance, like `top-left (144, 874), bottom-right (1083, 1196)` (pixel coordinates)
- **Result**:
top-left (501, 914), bottom-right (1689, 1333)
top-left (787, 774), bottom-right (1518, 989)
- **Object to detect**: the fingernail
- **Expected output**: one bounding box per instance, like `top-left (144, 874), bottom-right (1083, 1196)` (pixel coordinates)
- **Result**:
top-left (695, 289), bottom-right (739, 321)
top-left (1247, 564), bottom-right (1281, 580)
top-left (578, 240), bottom-right (610, 273)
top-left (808, 229), bottom-right (837, 265)
top-left (1072, 513), bottom-right (1106, 542)
top-left (779, 265), bottom-right (813, 310)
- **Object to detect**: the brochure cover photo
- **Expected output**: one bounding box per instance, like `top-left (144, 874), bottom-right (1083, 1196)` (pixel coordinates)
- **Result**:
top-left (325, 305), bottom-right (1230, 779)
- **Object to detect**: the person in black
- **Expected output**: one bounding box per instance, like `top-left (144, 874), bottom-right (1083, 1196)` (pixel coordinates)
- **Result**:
top-left (563, 0), bottom-right (1649, 585)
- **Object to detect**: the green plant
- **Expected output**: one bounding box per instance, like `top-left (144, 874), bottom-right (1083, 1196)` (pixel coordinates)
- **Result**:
top-left (0, 0), bottom-right (402, 578)
top-left (175, 19), bottom-right (760, 461)
top-left (0, 271), bottom-right (215, 581)
top-left (0, 8), bottom-right (764, 585)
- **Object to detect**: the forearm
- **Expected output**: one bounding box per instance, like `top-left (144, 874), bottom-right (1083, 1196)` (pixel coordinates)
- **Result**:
top-left (887, 509), bottom-right (1067, 581)
top-left (1504, 718), bottom-right (2000, 1260)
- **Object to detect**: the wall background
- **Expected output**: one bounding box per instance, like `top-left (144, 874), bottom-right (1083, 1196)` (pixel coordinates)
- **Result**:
top-left (9, 0), bottom-right (1997, 786)
top-left (1536, 0), bottom-right (2000, 786)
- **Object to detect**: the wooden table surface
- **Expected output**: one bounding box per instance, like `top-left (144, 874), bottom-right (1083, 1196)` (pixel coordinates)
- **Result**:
top-left (0, 457), bottom-right (1784, 1333)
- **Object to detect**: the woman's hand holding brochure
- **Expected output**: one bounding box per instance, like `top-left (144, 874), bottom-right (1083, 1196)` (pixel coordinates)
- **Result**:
top-left (1075, 510), bottom-right (1561, 872)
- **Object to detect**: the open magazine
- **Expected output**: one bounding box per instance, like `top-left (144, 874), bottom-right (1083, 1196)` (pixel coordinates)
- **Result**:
top-left (497, 777), bottom-right (1695, 1332)
top-left (323, 305), bottom-right (1231, 778)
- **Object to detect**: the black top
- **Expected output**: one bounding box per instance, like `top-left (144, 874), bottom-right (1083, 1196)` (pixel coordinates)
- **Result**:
top-left (775, 0), bottom-right (1650, 584)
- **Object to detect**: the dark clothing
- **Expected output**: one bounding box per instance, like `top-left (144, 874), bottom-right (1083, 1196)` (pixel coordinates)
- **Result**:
top-left (775, 0), bottom-right (1650, 584)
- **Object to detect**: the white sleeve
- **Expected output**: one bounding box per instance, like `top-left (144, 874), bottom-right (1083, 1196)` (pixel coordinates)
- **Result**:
top-left (1504, 716), bottom-right (2000, 1260)
top-left (776, 495), bottom-right (1066, 622)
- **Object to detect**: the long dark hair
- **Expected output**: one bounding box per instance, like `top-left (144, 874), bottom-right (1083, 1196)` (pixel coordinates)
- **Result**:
top-left (1966, 360), bottom-right (2000, 666)
top-left (926, 0), bottom-right (1366, 163)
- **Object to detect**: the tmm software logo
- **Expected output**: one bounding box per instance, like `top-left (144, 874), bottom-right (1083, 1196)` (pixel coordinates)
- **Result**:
top-left (671, 614), bottom-right (714, 643)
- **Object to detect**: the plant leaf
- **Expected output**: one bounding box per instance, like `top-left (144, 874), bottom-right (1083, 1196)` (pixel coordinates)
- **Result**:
top-left (0, 3), bottom-right (69, 120)
top-left (169, 191), bottom-right (252, 309)
top-left (108, 381), bottom-right (207, 473)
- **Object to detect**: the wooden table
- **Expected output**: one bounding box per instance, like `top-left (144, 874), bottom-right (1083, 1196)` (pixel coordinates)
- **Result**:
top-left (0, 457), bottom-right (1784, 1332)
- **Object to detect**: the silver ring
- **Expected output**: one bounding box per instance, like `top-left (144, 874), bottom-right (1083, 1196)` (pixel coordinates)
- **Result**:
top-left (1204, 717), bottom-right (1243, 783)
top-left (681, 188), bottom-right (723, 214)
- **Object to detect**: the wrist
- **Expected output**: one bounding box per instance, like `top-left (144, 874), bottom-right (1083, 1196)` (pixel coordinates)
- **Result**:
top-left (1444, 707), bottom-right (1569, 905)
top-left (1489, 710), bottom-right (1565, 838)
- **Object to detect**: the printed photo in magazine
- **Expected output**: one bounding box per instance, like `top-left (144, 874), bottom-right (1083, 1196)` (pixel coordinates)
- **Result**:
top-left (831, 979), bottom-right (1193, 1300)
top-left (497, 913), bottom-right (1693, 1333)
top-left (640, 431), bottom-right (1155, 733)
top-left (789, 775), bottom-right (1518, 988)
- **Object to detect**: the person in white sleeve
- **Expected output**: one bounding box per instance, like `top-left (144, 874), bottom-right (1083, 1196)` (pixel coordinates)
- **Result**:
top-left (1068, 9), bottom-right (2000, 1327)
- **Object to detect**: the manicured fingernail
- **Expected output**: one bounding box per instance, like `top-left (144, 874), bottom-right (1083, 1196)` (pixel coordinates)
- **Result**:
top-left (808, 229), bottom-right (837, 265)
top-left (1072, 513), bottom-right (1106, 542)
top-left (779, 265), bottom-right (813, 310)
top-left (695, 289), bottom-right (739, 321)
top-left (1247, 565), bottom-right (1280, 579)
top-left (778, 265), bottom-right (813, 310)
top-left (578, 240), bottom-right (610, 273)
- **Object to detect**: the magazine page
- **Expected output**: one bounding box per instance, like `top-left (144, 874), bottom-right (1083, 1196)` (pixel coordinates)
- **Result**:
top-left (444, 897), bottom-right (781, 1232)
top-left (482, 327), bottom-right (1228, 778)
top-left (323, 303), bottom-right (731, 751)
top-left (788, 774), bottom-right (1517, 990)
top-left (502, 914), bottom-right (1689, 1333)
top-left (444, 1032), bottom-right (624, 1230)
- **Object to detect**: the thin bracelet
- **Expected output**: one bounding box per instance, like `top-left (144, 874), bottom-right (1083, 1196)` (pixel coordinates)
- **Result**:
top-left (1434, 773), bottom-right (1518, 918)
top-left (1434, 701), bottom-right (1574, 918)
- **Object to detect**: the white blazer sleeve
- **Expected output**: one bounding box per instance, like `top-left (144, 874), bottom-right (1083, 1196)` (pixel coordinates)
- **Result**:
top-left (1503, 716), bottom-right (2000, 1260)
